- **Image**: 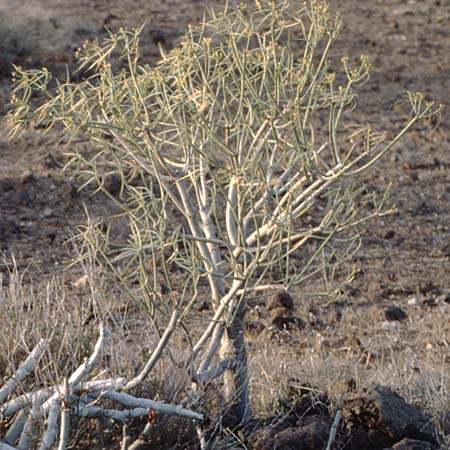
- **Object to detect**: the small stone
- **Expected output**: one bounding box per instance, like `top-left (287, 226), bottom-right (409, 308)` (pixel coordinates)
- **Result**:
top-left (385, 305), bottom-right (408, 322)
top-left (73, 275), bottom-right (88, 289)
top-left (104, 174), bottom-right (122, 196)
top-left (42, 207), bottom-right (53, 218)
top-left (20, 169), bottom-right (35, 184)
top-left (407, 296), bottom-right (420, 306)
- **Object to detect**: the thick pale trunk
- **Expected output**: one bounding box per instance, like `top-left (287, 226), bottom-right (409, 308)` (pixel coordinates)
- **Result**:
top-left (219, 298), bottom-right (249, 426)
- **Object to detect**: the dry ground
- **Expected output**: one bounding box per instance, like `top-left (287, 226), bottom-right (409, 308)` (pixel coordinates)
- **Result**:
top-left (0, 0), bottom-right (449, 449)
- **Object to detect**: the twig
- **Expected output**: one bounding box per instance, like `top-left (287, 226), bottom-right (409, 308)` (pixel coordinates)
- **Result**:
top-left (196, 425), bottom-right (207, 450)
top-left (326, 403), bottom-right (342, 450)
top-left (121, 424), bottom-right (129, 450)
top-left (127, 433), bottom-right (146, 450)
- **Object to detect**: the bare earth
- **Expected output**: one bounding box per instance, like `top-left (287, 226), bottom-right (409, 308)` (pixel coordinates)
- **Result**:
top-left (0, 0), bottom-right (449, 449)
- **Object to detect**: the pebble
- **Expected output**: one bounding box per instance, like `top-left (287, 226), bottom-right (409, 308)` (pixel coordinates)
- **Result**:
top-left (407, 296), bottom-right (420, 306)
top-left (41, 207), bottom-right (53, 218)
top-left (73, 274), bottom-right (88, 289)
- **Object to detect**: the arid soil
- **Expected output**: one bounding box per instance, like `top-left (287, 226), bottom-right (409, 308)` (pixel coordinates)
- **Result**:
top-left (0, 0), bottom-right (449, 449)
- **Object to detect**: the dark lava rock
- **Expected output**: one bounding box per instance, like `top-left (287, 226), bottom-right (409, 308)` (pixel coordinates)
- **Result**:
top-left (267, 291), bottom-right (294, 311)
top-left (383, 438), bottom-right (436, 450)
top-left (420, 282), bottom-right (442, 297)
top-left (252, 415), bottom-right (330, 450)
top-left (149, 28), bottom-right (167, 46)
top-left (291, 392), bottom-right (329, 418)
top-left (104, 174), bottom-right (122, 196)
top-left (270, 307), bottom-right (292, 320)
top-left (245, 320), bottom-right (265, 336)
top-left (270, 308), bottom-right (305, 331)
top-left (343, 385), bottom-right (436, 450)
top-left (384, 305), bottom-right (408, 322)
top-left (197, 300), bottom-right (210, 312)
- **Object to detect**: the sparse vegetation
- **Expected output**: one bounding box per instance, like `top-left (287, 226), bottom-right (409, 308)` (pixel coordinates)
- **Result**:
top-left (2, 0), bottom-right (446, 449)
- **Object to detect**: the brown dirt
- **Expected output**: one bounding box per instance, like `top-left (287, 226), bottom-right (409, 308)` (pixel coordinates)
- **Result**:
top-left (0, 0), bottom-right (449, 448)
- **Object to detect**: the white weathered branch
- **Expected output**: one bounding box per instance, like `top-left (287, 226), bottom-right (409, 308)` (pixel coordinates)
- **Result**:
top-left (191, 358), bottom-right (236, 385)
top-left (123, 310), bottom-right (178, 391)
top-left (235, 284), bottom-right (286, 297)
top-left (72, 377), bottom-right (128, 395)
top-left (57, 379), bottom-right (69, 450)
top-left (0, 339), bottom-right (48, 403)
top-left (68, 323), bottom-right (109, 386)
top-left (42, 324), bottom-right (109, 414)
top-left (326, 404), bottom-right (343, 450)
top-left (17, 396), bottom-right (44, 450)
top-left (1, 378), bottom-right (126, 419)
top-left (192, 277), bottom-right (244, 359)
top-left (91, 391), bottom-right (203, 421)
top-left (198, 156), bottom-right (225, 277)
top-left (198, 323), bottom-right (224, 372)
top-left (74, 405), bottom-right (148, 421)
top-left (0, 442), bottom-right (18, 450)
top-left (226, 176), bottom-right (239, 247)
top-left (4, 410), bottom-right (25, 446)
top-left (121, 424), bottom-right (129, 450)
top-left (1, 388), bottom-right (53, 418)
top-left (176, 178), bottom-right (225, 303)
top-left (38, 398), bottom-right (61, 450)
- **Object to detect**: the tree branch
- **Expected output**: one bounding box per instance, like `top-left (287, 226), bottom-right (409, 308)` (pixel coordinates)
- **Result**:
top-left (0, 339), bottom-right (48, 403)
